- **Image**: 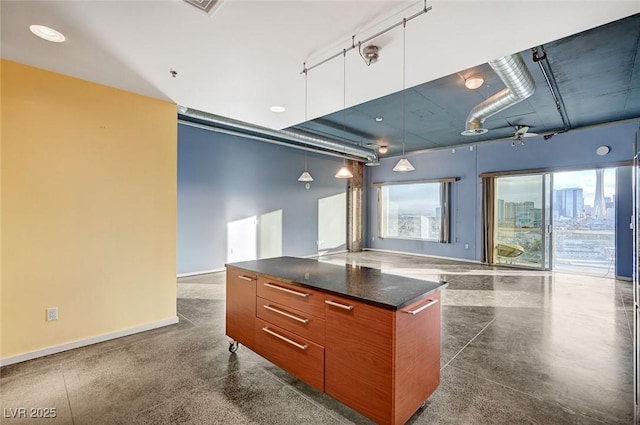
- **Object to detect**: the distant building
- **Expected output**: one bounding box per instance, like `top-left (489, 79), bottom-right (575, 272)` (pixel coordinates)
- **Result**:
top-left (554, 188), bottom-right (584, 218)
top-left (593, 169), bottom-right (607, 219)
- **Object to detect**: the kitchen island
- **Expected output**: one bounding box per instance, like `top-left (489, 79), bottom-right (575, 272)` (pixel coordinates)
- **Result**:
top-left (225, 256), bottom-right (447, 425)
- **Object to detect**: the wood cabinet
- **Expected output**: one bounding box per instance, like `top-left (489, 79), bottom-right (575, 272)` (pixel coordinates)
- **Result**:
top-left (225, 266), bottom-right (257, 350)
top-left (225, 262), bottom-right (443, 425)
top-left (325, 295), bottom-right (394, 423)
top-left (325, 292), bottom-right (442, 425)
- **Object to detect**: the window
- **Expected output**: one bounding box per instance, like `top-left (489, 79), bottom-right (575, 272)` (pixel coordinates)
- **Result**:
top-left (376, 179), bottom-right (455, 243)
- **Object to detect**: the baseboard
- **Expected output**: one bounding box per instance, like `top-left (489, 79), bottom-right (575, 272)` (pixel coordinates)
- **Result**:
top-left (364, 248), bottom-right (482, 264)
top-left (177, 268), bottom-right (225, 277)
top-left (0, 316), bottom-right (179, 367)
top-left (305, 250), bottom-right (348, 259)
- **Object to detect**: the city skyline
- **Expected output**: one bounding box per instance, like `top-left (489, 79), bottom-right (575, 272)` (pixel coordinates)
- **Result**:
top-left (497, 169), bottom-right (616, 208)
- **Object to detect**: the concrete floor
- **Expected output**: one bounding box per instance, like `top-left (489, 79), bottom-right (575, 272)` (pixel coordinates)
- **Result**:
top-left (0, 251), bottom-right (633, 424)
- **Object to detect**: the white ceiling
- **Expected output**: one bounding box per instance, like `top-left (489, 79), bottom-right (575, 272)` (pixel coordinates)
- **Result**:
top-left (2, 1), bottom-right (639, 130)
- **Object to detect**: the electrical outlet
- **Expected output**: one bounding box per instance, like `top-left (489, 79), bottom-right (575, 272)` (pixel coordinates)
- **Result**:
top-left (47, 307), bottom-right (58, 322)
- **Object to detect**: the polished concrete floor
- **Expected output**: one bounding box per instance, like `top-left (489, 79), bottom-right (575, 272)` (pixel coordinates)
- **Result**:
top-left (1, 252), bottom-right (633, 424)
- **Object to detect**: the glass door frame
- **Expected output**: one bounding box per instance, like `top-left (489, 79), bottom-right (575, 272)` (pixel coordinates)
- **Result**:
top-left (490, 172), bottom-right (553, 271)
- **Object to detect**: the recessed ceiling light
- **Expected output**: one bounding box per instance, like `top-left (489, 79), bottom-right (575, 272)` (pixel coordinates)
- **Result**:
top-left (375, 116), bottom-right (384, 122)
top-left (378, 146), bottom-right (388, 154)
top-left (269, 106), bottom-right (286, 113)
top-left (464, 76), bottom-right (484, 90)
top-left (29, 25), bottom-right (66, 43)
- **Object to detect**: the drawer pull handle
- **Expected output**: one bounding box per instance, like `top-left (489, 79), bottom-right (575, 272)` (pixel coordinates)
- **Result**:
top-left (325, 300), bottom-right (354, 311)
top-left (262, 327), bottom-right (308, 351)
top-left (263, 305), bottom-right (310, 324)
top-left (263, 282), bottom-right (310, 298)
top-left (406, 299), bottom-right (439, 315)
top-left (238, 275), bottom-right (255, 282)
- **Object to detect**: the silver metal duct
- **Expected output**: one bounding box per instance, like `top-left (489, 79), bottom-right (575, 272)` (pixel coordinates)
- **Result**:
top-left (461, 53), bottom-right (536, 135)
top-left (178, 107), bottom-right (378, 164)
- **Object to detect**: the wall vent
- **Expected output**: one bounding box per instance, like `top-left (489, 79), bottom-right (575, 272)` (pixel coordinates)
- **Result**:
top-left (182, 0), bottom-right (222, 15)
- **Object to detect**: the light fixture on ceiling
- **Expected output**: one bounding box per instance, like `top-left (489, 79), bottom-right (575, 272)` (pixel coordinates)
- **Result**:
top-left (378, 146), bottom-right (388, 154)
top-left (596, 145), bottom-right (610, 156)
top-left (298, 64), bottom-right (314, 185)
top-left (464, 75), bottom-right (484, 90)
top-left (335, 50), bottom-right (353, 179)
top-left (269, 105), bottom-right (286, 113)
top-left (375, 116), bottom-right (384, 122)
top-left (360, 44), bottom-right (380, 66)
top-left (393, 20), bottom-right (415, 173)
top-left (29, 25), bottom-right (66, 43)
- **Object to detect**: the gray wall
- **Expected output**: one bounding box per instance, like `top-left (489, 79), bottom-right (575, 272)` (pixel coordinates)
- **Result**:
top-left (177, 124), bottom-right (348, 274)
top-left (366, 120), bottom-right (639, 277)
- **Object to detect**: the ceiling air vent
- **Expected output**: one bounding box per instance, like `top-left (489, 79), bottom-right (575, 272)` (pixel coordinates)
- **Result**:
top-left (182, 0), bottom-right (222, 14)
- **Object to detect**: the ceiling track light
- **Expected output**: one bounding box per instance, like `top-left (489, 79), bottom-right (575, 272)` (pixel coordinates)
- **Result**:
top-left (301, 1), bottom-right (432, 76)
top-left (360, 44), bottom-right (380, 66)
top-left (393, 19), bottom-right (415, 173)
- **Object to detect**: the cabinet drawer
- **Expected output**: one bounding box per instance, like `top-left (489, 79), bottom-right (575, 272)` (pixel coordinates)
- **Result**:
top-left (257, 277), bottom-right (325, 318)
top-left (257, 297), bottom-right (325, 345)
top-left (255, 319), bottom-right (324, 392)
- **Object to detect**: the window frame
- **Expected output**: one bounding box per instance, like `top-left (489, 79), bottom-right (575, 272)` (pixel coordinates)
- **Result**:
top-left (374, 178), bottom-right (457, 243)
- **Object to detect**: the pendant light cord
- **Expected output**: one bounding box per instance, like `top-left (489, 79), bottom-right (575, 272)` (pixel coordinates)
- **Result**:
top-left (342, 49), bottom-right (347, 163)
top-left (304, 63), bottom-right (309, 171)
top-left (402, 19), bottom-right (407, 158)
top-left (304, 63), bottom-right (308, 122)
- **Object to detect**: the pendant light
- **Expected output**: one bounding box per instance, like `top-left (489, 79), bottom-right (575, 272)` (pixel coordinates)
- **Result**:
top-left (298, 155), bottom-right (314, 182)
top-left (335, 49), bottom-right (354, 179)
top-left (393, 20), bottom-right (415, 173)
top-left (298, 65), bottom-right (315, 182)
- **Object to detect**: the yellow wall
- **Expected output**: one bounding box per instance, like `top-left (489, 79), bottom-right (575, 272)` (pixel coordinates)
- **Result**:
top-left (1, 60), bottom-right (177, 359)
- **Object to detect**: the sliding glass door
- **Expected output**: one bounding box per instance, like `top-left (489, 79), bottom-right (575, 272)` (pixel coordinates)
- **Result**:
top-left (493, 174), bottom-right (552, 269)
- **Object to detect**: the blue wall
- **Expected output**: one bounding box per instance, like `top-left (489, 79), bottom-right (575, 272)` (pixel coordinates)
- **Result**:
top-left (365, 146), bottom-right (479, 261)
top-left (178, 124), bottom-right (348, 274)
top-left (366, 120), bottom-right (639, 278)
top-left (178, 120), bottom-right (638, 277)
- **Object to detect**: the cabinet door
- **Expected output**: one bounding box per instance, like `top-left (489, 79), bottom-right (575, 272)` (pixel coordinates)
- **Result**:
top-left (325, 295), bottom-right (394, 424)
top-left (225, 267), bottom-right (257, 350)
top-left (394, 292), bottom-right (441, 425)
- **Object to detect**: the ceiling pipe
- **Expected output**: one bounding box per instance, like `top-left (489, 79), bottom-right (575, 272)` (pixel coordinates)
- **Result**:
top-left (461, 53), bottom-right (536, 135)
top-left (178, 107), bottom-right (379, 164)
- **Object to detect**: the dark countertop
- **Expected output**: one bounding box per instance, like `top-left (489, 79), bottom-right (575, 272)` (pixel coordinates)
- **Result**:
top-left (226, 256), bottom-right (447, 311)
